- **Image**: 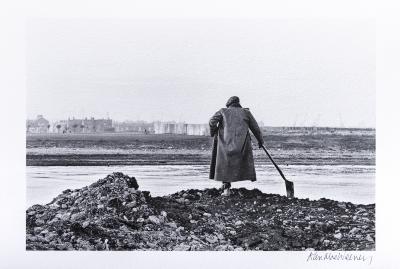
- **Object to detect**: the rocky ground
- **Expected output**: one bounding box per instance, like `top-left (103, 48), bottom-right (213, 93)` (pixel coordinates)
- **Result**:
top-left (26, 173), bottom-right (375, 251)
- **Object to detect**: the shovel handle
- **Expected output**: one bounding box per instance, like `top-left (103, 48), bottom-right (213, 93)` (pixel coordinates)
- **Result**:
top-left (261, 145), bottom-right (288, 182)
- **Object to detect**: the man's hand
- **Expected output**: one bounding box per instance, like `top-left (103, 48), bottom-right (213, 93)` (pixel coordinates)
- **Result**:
top-left (258, 142), bottom-right (264, 149)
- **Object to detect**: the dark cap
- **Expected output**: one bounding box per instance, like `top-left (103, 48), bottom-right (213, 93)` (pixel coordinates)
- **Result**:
top-left (226, 96), bottom-right (240, 107)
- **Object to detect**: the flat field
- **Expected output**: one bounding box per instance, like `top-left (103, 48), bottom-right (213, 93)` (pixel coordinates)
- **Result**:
top-left (26, 129), bottom-right (375, 166)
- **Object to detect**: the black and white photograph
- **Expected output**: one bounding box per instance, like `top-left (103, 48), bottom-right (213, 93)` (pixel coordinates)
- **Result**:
top-left (1, 0), bottom-right (399, 268)
top-left (25, 18), bottom-right (375, 251)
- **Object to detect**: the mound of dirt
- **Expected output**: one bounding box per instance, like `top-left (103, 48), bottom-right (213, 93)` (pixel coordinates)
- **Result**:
top-left (26, 173), bottom-right (375, 251)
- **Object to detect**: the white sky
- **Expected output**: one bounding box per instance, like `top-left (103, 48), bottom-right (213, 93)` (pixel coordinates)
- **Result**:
top-left (27, 18), bottom-right (375, 127)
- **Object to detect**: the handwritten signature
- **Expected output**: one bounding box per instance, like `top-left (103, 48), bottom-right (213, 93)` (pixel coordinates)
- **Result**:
top-left (306, 251), bottom-right (373, 265)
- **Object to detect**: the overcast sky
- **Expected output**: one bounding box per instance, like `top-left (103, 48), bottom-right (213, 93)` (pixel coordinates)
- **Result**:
top-left (27, 18), bottom-right (375, 127)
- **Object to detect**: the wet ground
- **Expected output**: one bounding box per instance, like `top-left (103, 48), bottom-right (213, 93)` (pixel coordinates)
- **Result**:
top-left (26, 164), bottom-right (375, 206)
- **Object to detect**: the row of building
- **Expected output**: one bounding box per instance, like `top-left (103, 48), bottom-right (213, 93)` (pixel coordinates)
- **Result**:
top-left (26, 115), bottom-right (209, 136)
top-left (27, 116), bottom-right (114, 134)
top-left (28, 115), bottom-right (372, 136)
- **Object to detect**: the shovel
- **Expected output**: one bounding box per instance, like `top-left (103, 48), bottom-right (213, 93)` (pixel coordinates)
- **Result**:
top-left (261, 145), bottom-right (294, 198)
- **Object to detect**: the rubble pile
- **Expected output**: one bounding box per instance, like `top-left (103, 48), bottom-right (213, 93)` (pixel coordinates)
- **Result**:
top-left (26, 173), bottom-right (375, 251)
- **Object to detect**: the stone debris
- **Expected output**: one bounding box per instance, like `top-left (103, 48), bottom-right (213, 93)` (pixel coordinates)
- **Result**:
top-left (26, 173), bottom-right (375, 251)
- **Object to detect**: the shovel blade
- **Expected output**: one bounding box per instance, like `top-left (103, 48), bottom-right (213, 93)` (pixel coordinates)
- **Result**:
top-left (285, 180), bottom-right (294, 198)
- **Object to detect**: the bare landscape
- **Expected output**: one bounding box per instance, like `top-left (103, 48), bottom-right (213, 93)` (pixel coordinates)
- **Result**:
top-left (26, 129), bottom-right (375, 166)
top-left (22, 16), bottom-right (377, 255)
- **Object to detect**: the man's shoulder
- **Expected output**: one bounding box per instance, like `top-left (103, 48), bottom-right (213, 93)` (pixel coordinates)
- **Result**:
top-left (242, 107), bottom-right (251, 114)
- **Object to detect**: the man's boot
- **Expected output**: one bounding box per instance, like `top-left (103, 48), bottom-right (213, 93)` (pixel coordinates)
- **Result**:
top-left (221, 182), bottom-right (231, 196)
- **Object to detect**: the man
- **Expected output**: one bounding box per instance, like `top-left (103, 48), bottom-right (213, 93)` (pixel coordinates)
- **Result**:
top-left (209, 96), bottom-right (264, 196)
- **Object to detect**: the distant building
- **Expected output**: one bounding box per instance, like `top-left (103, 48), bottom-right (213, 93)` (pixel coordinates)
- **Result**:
top-left (154, 121), bottom-right (175, 134)
top-left (186, 124), bottom-right (209, 136)
top-left (154, 122), bottom-right (209, 136)
top-left (53, 117), bottom-right (114, 133)
top-left (52, 120), bottom-right (68, 133)
top-left (26, 115), bottom-right (50, 133)
top-left (113, 121), bottom-right (154, 133)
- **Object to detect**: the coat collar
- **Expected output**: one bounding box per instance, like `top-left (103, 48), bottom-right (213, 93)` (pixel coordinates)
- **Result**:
top-left (228, 103), bottom-right (242, 108)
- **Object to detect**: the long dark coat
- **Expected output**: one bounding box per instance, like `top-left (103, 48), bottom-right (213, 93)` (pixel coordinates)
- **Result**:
top-left (209, 104), bottom-right (264, 182)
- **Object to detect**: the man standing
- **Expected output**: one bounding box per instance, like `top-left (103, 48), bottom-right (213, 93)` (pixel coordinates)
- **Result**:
top-left (209, 96), bottom-right (264, 196)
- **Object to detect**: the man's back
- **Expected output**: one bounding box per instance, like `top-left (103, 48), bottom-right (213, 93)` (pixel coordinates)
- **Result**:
top-left (218, 107), bottom-right (252, 154)
top-left (209, 96), bottom-right (264, 183)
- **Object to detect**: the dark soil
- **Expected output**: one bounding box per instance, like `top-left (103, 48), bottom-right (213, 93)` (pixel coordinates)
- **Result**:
top-left (26, 173), bottom-right (375, 251)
